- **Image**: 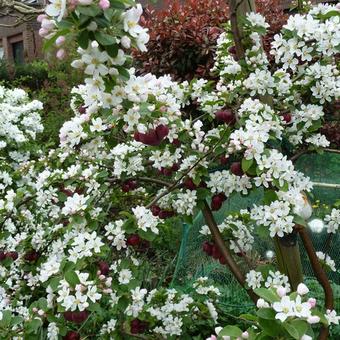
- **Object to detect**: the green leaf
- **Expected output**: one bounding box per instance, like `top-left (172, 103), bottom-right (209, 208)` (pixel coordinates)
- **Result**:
top-left (240, 313), bottom-right (258, 322)
top-left (262, 190), bottom-right (278, 205)
top-left (65, 271), bottom-right (80, 287)
top-left (94, 32), bottom-right (117, 46)
top-left (218, 325), bottom-right (242, 338)
top-left (26, 318), bottom-right (42, 334)
top-left (256, 308), bottom-right (276, 320)
top-left (77, 5), bottom-right (101, 17)
top-left (110, 0), bottom-right (127, 9)
top-left (283, 322), bottom-right (300, 339)
top-left (105, 44), bottom-right (119, 58)
top-left (293, 214), bottom-right (307, 227)
top-left (254, 288), bottom-right (280, 303)
top-left (242, 158), bottom-right (253, 172)
top-left (259, 318), bottom-right (283, 337)
top-left (77, 30), bottom-right (89, 49)
top-left (116, 66), bottom-right (130, 80)
top-left (290, 320), bottom-right (308, 338)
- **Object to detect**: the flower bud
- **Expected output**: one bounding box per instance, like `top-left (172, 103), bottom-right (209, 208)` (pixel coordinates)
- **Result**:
top-left (56, 49), bottom-right (65, 60)
top-left (297, 283), bottom-right (309, 295)
top-left (276, 286), bottom-right (286, 297)
top-left (78, 0), bottom-right (93, 4)
top-left (99, 0), bottom-right (110, 9)
top-left (307, 315), bottom-right (320, 324)
top-left (37, 14), bottom-right (47, 23)
top-left (121, 36), bottom-right (131, 49)
top-left (256, 298), bottom-right (268, 308)
top-left (41, 19), bottom-right (55, 30)
top-left (55, 36), bottom-right (65, 47)
top-left (242, 331), bottom-right (249, 339)
top-left (308, 298), bottom-right (316, 308)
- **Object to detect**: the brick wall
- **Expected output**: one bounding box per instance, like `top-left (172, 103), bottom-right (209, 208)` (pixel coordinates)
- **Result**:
top-left (0, 10), bottom-right (43, 63)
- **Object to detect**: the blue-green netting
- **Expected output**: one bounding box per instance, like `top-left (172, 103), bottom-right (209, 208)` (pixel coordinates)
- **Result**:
top-left (171, 151), bottom-right (340, 314)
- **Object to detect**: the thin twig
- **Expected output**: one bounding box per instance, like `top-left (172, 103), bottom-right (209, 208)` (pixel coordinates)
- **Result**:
top-left (202, 200), bottom-right (258, 303)
top-left (297, 225), bottom-right (334, 340)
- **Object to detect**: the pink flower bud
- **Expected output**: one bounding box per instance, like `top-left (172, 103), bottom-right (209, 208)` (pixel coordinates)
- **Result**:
top-left (242, 331), bottom-right (249, 339)
top-left (307, 315), bottom-right (320, 324)
top-left (297, 283), bottom-right (309, 295)
top-left (78, 0), bottom-right (93, 4)
top-left (99, 0), bottom-right (110, 9)
top-left (99, 274), bottom-right (106, 281)
top-left (56, 49), bottom-right (66, 60)
top-left (39, 28), bottom-right (49, 37)
top-left (308, 298), bottom-right (316, 308)
top-left (41, 19), bottom-right (55, 30)
top-left (37, 14), bottom-right (47, 23)
top-left (276, 286), bottom-right (287, 297)
top-left (55, 36), bottom-right (66, 47)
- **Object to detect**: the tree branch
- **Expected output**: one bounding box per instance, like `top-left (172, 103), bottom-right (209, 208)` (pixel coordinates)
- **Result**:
top-left (297, 226), bottom-right (334, 340)
top-left (201, 200), bottom-right (258, 303)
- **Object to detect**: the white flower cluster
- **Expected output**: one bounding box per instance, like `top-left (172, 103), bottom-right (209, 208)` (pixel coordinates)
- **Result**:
top-left (251, 200), bottom-right (294, 237)
top-left (228, 99), bottom-right (282, 161)
top-left (324, 208), bottom-right (340, 234)
top-left (316, 251), bottom-right (336, 272)
top-left (0, 86), bottom-right (43, 148)
top-left (132, 206), bottom-right (160, 234)
top-left (57, 272), bottom-right (102, 311)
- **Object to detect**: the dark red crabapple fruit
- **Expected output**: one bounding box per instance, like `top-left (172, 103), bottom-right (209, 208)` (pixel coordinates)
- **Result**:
top-left (127, 234), bottom-right (141, 246)
top-left (228, 45), bottom-right (237, 55)
top-left (215, 109), bottom-right (236, 125)
top-left (172, 138), bottom-right (181, 146)
top-left (155, 124), bottom-right (169, 140)
top-left (63, 331), bottom-right (80, 340)
top-left (220, 155), bottom-right (229, 165)
top-left (98, 261), bottom-right (110, 276)
top-left (219, 255), bottom-right (227, 265)
top-left (6, 251), bottom-right (18, 261)
top-left (24, 250), bottom-right (39, 262)
top-left (78, 106), bottom-right (86, 114)
top-left (151, 205), bottom-right (161, 216)
top-left (202, 241), bottom-right (213, 256)
top-left (71, 311), bottom-right (89, 324)
top-left (212, 245), bottom-right (221, 259)
top-left (183, 178), bottom-right (197, 190)
top-left (230, 162), bottom-right (244, 176)
top-left (282, 113), bottom-right (292, 124)
top-left (211, 193), bottom-right (226, 211)
top-left (0, 251), bottom-right (6, 261)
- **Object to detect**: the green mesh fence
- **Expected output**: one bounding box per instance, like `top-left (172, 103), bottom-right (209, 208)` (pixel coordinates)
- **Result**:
top-left (172, 151), bottom-right (340, 314)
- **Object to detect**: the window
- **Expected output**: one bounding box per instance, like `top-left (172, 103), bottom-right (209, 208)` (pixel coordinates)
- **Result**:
top-left (12, 41), bottom-right (24, 64)
top-left (0, 47), bottom-right (4, 59)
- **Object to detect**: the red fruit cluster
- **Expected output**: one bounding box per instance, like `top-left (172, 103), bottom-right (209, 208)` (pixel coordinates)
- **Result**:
top-left (151, 205), bottom-right (174, 219)
top-left (127, 235), bottom-right (150, 252)
top-left (131, 318), bottom-right (148, 334)
top-left (122, 180), bottom-right (138, 193)
top-left (0, 251), bottom-right (18, 261)
top-left (281, 113), bottom-right (292, 124)
top-left (127, 234), bottom-right (141, 246)
top-left (78, 105), bottom-right (86, 114)
top-left (98, 261), bottom-right (110, 276)
top-left (159, 163), bottom-right (179, 177)
top-left (24, 250), bottom-right (39, 262)
top-left (63, 331), bottom-right (80, 340)
top-left (183, 178), bottom-right (206, 190)
top-left (230, 162), bottom-right (243, 176)
top-left (202, 241), bottom-right (226, 264)
top-left (134, 124), bottom-right (169, 146)
top-left (215, 109), bottom-right (236, 125)
top-left (64, 311), bottom-right (89, 324)
top-left (211, 193), bottom-right (226, 211)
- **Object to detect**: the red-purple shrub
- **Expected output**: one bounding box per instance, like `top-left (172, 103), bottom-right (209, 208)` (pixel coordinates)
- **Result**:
top-left (133, 0), bottom-right (288, 81)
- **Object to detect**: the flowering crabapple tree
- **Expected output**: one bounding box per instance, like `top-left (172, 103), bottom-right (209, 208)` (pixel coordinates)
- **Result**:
top-left (0, 0), bottom-right (339, 339)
